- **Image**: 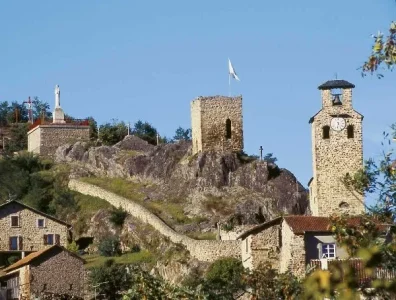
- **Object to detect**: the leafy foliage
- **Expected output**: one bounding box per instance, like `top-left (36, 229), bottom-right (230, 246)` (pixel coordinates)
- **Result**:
top-left (131, 120), bottom-right (158, 145)
top-left (89, 259), bottom-right (131, 300)
top-left (173, 126), bottom-right (191, 142)
top-left (263, 152), bottom-right (278, 164)
top-left (98, 235), bottom-right (122, 257)
top-left (99, 119), bottom-right (128, 145)
top-left (362, 21), bottom-right (396, 77)
top-left (109, 206), bottom-right (128, 227)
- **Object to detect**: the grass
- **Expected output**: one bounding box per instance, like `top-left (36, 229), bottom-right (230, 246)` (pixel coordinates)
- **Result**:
top-left (81, 177), bottom-right (145, 203)
top-left (202, 194), bottom-right (235, 216)
top-left (80, 177), bottom-right (207, 226)
top-left (82, 250), bottom-right (154, 268)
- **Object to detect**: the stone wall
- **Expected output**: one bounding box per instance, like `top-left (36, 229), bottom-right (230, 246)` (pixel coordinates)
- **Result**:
top-left (68, 179), bottom-right (240, 262)
top-left (289, 234), bottom-right (306, 278)
top-left (279, 221), bottom-right (294, 273)
top-left (28, 125), bottom-right (90, 157)
top-left (310, 88), bottom-right (364, 216)
top-left (191, 96), bottom-right (243, 154)
top-left (0, 202), bottom-right (69, 252)
top-left (30, 248), bottom-right (85, 298)
top-left (250, 225), bottom-right (281, 270)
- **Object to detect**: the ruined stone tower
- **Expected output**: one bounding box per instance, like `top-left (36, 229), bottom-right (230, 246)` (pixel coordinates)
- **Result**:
top-left (308, 80), bottom-right (364, 216)
top-left (191, 95), bottom-right (243, 154)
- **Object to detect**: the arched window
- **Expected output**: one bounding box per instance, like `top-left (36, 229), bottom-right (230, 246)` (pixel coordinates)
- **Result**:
top-left (322, 126), bottom-right (330, 139)
top-left (225, 119), bottom-right (232, 139)
top-left (347, 125), bottom-right (354, 138)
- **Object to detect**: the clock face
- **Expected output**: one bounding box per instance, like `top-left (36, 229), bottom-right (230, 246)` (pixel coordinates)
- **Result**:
top-left (330, 117), bottom-right (346, 131)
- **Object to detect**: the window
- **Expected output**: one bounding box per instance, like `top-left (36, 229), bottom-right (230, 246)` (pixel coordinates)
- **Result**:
top-left (322, 126), bottom-right (330, 139)
top-left (37, 218), bottom-right (45, 228)
top-left (44, 234), bottom-right (60, 246)
top-left (321, 243), bottom-right (336, 259)
top-left (225, 119), bottom-right (232, 139)
top-left (9, 236), bottom-right (22, 251)
top-left (10, 215), bottom-right (19, 227)
top-left (347, 125), bottom-right (354, 138)
top-left (245, 238), bottom-right (248, 253)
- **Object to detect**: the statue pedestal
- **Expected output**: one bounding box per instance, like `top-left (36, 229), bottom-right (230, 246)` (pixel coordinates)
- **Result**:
top-left (53, 107), bottom-right (66, 124)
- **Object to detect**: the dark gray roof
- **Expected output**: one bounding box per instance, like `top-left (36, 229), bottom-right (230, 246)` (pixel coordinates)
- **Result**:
top-left (318, 80), bottom-right (355, 90)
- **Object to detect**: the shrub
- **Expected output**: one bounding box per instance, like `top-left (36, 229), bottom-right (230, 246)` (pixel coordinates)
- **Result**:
top-left (66, 241), bottom-right (79, 253)
top-left (7, 255), bottom-right (20, 265)
top-left (98, 235), bottom-right (121, 257)
top-left (109, 206), bottom-right (128, 227)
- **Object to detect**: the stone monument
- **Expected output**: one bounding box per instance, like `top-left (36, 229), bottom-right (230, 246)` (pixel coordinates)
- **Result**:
top-left (27, 85), bottom-right (90, 156)
top-left (53, 85), bottom-right (66, 124)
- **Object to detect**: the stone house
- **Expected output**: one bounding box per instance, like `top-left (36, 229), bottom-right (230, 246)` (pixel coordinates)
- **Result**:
top-left (237, 216), bottom-right (364, 278)
top-left (0, 201), bottom-right (72, 260)
top-left (0, 245), bottom-right (85, 299)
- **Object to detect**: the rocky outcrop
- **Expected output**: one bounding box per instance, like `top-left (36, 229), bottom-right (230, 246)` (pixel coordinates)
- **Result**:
top-left (57, 136), bottom-right (308, 225)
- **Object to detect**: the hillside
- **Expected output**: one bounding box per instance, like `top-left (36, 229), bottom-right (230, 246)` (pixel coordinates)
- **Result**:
top-left (57, 135), bottom-right (308, 234)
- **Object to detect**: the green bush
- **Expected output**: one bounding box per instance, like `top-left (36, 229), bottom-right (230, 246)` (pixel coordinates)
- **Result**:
top-left (66, 241), bottom-right (79, 253)
top-left (109, 206), bottom-right (127, 227)
top-left (98, 235), bottom-right (121, 257)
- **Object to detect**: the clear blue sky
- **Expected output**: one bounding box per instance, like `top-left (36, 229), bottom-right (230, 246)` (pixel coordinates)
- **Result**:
top-left (0, 1), bottom-right (395, 190)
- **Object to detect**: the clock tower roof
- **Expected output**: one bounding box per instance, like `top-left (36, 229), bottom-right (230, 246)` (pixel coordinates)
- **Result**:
top-left (318, 80), bottom-right (355, 90)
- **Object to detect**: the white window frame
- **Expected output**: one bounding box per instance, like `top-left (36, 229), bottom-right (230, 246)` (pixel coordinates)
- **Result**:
top-left (10, 214), bottom-right (20, 227)
top-left (321, 243), bottom-right (336, 259)
top-left (37, 218), bottom-right (46, 228)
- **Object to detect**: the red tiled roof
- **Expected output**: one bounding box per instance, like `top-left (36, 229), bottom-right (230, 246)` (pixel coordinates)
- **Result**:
top-left (237, 215), bottom-right (390, 239)
top-left (284, 216), bottom-right (388, 235)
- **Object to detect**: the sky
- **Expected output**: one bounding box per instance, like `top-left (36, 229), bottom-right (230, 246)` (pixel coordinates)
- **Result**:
top-left (0, 1), bottom-right (395, 194)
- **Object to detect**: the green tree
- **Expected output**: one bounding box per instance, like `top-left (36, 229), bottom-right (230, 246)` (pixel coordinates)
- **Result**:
top-left (204, 257), bottom-right (246, 298)
top-left (5, 123), bottom-right (29, 152)
top-left (87, 116), bottom-right (98, 140)
top-left (89, 259), bottom-right (131, 300)
top-left (99, 120), bottom-right (128, 145)
top-left (362, 21), bottom-right (396, 77)
top-left (131, 120), bottom-right (158, 145)
top-left (173, 126), bottom-right (191, 142)
top-left (98, 235), bottom-right (122, 257)
top-left (32, 97), bottom-right (51, 120)
top-left (263, 153), bottom-right (278, 164)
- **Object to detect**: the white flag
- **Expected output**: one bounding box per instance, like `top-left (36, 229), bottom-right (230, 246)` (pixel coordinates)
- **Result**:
top-left (228, 58), bottom-right (240, 81)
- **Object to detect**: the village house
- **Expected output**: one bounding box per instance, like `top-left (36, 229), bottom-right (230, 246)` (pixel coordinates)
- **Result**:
top-left (0, 245), bottom-right (85, 300)
top-left (0, 200), bottom-right (72, 262)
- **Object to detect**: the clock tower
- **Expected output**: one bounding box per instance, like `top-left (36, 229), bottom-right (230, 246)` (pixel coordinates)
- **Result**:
top-left (308, 79), bottom-right (364, 217)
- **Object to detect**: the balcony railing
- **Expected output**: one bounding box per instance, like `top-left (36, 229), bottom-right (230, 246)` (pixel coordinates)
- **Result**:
top-left (310, 259), bottom-right (396, 286)
top-left (29, 118), bottom-right (89, 131)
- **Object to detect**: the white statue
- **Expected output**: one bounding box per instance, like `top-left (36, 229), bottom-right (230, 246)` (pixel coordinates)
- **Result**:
top-left (55, 85), bottom-right (61, 108)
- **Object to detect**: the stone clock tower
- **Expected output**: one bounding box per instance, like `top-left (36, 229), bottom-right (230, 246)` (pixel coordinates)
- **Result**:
top-left (308, 80), bottom-right (364, 217)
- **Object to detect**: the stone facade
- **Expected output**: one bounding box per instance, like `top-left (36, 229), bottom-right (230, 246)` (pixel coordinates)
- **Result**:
top-left (1, 246), bottom-right (85, 299)
top-left (309, 83), bottom-right (364, 216)
top-left (191, 95), bottom-right (243, 154)
top-left (28, 124), bottom-right (90, 157)
top-left (69, 179), bottom-right (240, 262)
top-left (0, 201), bottom-right (70, 253)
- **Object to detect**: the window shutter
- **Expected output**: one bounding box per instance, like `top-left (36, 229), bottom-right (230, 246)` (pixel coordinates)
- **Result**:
top-left (43, 235), bottom-right (48, 245)
top-left (18, 236), bottom-right (23, 251)
top-left (55, 234), bottom-right (60, 246)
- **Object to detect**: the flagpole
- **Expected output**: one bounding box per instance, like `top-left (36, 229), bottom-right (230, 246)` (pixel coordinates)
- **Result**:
top-left (228, 73), bottom-right (231, 97)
